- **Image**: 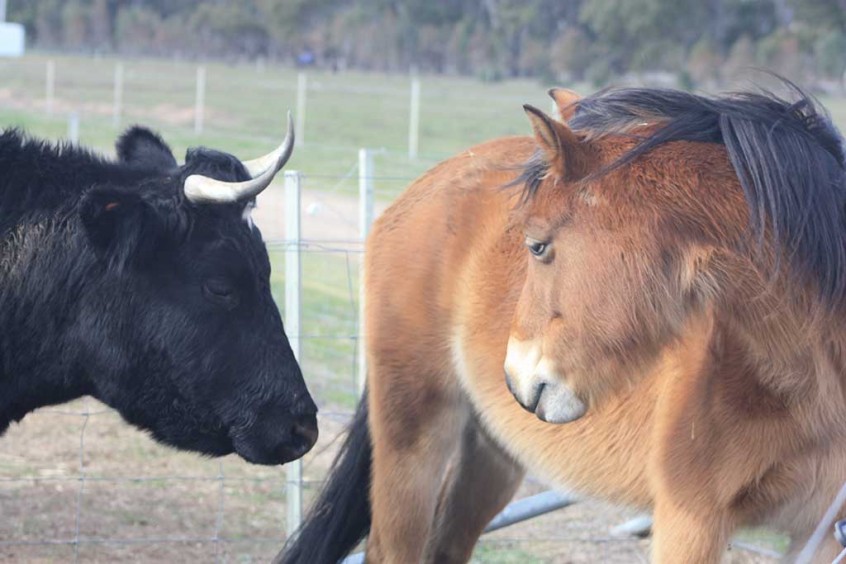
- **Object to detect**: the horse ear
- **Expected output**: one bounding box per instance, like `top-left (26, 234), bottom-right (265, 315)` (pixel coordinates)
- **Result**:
top-left (523, 104), bottom-right (591, 181)
top-left (547, 88), bottom-right (581, 122)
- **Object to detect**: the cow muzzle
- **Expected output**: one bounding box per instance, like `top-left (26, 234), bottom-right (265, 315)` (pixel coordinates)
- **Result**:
top-left (231, 398), bottom-right (318, 465)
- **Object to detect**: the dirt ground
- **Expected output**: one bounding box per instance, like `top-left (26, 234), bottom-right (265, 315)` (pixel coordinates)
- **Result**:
top-left (252, 183), bottom-right (389, 244)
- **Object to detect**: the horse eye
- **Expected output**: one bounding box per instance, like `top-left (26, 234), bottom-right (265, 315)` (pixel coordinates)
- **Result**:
top-left (525, 238), bottom-right (551, 260)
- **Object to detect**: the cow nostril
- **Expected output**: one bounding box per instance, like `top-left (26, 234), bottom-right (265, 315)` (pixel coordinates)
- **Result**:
top-left (291, 414), bottom-right (318, 450)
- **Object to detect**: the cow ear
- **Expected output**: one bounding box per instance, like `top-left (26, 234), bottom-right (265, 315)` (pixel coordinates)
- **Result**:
top-left (115, 126), bottom-right (177, 170)
top-left (79, 185), bottom-right (159, 269)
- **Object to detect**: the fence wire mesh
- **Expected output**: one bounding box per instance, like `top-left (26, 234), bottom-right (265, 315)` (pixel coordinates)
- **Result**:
top-left (0, 53), bottom-right (841, 563)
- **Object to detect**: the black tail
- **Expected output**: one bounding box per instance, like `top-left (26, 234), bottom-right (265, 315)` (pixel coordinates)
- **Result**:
top-left (275, 394), bottom-right (372, 564)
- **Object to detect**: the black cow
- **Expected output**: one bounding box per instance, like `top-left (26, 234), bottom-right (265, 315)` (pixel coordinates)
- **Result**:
top-left (0, 116), bottom-right (317, 465)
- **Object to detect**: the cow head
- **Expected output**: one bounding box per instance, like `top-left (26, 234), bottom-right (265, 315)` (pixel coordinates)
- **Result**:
top-left (73, 116), bottom-right (317, 465)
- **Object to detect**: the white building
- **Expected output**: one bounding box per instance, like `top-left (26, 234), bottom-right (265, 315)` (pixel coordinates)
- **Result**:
top-left (0, 0), bottom-right (25, 58)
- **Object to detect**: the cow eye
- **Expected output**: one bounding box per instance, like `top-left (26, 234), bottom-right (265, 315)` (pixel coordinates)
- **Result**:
top-left (525, 237), bottom-right (552, 262)
top-left (203, 279), bottom-right (239, 309)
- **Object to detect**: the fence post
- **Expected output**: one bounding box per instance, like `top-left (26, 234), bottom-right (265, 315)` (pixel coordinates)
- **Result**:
top-left (67, 112), bottom-right (79, 143)
top-left (194, 65), bottom-right (206, 135)
top-left (285, 170), bottom-right (303, 534)
top-left (113, 62), bottom-right (123, 128)
top-left (408, 76), bottom-right (420, 159)
top-left (357, 149), bottom-right (374, 394)
top-left (296, 72), bottom-right (307, 147)
top-left (45, 59), bottom-right (55, 115)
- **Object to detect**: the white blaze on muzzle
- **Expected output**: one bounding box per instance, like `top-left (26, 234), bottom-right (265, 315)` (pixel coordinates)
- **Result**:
top-left (503, 336), bottom-right (587, 424)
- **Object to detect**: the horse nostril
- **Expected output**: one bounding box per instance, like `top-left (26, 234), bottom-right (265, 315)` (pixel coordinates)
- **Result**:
top-left (527, 382), bottom-right (545, 413)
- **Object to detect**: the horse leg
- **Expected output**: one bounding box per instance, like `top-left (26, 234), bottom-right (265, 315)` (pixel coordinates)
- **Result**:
top-left (365, 363), bottom-right (467, 563)
top-left (425, 413), bottom-right (525, 564)
top-left (650, 498), bottom-right (732, 564)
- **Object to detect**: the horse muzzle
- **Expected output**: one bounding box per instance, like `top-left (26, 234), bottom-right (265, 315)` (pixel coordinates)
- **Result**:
top-left (503, 338), bottom-right (587, 424)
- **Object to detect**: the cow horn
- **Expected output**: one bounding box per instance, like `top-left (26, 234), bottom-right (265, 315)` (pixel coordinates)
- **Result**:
top-left (183, 111), bottom-right (295, 204)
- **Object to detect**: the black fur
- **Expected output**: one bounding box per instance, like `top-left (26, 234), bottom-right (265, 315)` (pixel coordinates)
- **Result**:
top-left (275, 396), bottom-right (372, 564)
top-left (115, 126), bottom-right (178, 169)
top-left (522, 82), bottom-right (846, 307)
top-left (0, 127), bottom-right (317, 465)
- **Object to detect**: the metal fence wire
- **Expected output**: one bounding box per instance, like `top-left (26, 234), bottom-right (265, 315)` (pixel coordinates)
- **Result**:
top-left (3, 159), bottom-right (833, 563)
top-left (1, 59), bottom-right (845, 560)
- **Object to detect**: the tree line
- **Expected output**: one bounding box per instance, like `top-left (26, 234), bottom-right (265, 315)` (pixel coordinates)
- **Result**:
top-left (8, 0), bottom-right (846, 89)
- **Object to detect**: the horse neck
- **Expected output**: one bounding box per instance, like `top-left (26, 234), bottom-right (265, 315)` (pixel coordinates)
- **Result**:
top-left (720, 299), bottom-right (846, 407)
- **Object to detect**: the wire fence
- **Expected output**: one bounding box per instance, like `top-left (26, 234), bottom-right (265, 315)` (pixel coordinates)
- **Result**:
top-left (1, 53), bottom-right (844, 563)
top-left (0, 157), bottom-right (804, 563)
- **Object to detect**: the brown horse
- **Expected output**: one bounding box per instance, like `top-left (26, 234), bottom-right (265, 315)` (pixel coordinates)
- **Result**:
top-left (278, 85), bottom-right (846, 563)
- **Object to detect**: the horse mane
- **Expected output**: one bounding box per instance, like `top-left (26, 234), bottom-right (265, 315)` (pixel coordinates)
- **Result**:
top-left (521, 82), bottom-right (846, 307)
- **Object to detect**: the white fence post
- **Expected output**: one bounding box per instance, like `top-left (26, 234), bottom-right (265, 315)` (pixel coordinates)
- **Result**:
top-left (296, 72), bottom-right (307, 147)
top-left (45, 59), bottom-right (55, 115)
top-left (408, 76), bottom-right (420, 159)
top-left (194, 65), bottom-right (206, 135)
top-left (67, 112), bottom-right (79, 143)
top-left (357, 149), bottom-right (374, 394)
top-left (285, 170), bottom-right (303, 535)
top-left (113, 62), bottom-right (123, 128)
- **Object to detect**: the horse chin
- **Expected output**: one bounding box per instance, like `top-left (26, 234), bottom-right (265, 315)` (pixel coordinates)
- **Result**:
top-left (534, 383), bottom-right (587, 424)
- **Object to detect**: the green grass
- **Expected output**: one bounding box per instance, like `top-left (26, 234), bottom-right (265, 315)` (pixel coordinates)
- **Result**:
top-left (7, 52), bottom-right (846, 201)
top-left (0, 52), bottom-right (562, 201)
top-left (734, 527), bottom-right (791, 555)
top-left (267, 247), bottom-right (361, 410)
top-left (472, 541), bottom-right (546, 563)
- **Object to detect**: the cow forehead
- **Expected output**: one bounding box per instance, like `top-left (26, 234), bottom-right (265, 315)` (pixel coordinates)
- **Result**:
top-left (183, 148), bottom-right (250, 183)
top-left (188, 208), bottom-right (267, 264)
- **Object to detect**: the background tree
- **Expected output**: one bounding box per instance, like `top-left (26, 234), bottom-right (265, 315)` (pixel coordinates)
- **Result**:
top-left (6, 0), bottom-right (846, 89)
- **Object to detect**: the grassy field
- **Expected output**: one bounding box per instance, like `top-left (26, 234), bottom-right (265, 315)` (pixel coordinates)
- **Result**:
top-left (0, 53), bottom-right (825, 562)
top-left (0, 52), bottom-right (566, 204)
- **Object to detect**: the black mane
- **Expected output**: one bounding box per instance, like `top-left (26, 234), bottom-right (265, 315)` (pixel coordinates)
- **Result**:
top-left (526, 83), bottom-right (846, 306)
